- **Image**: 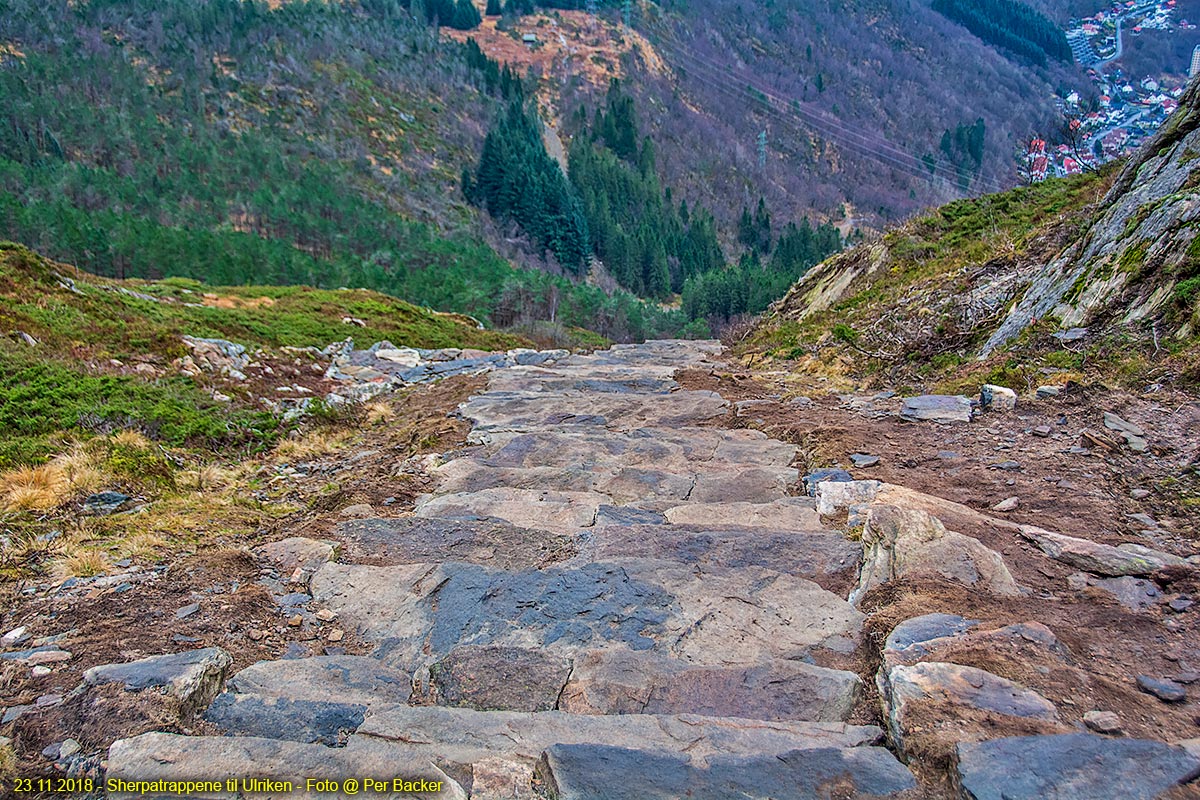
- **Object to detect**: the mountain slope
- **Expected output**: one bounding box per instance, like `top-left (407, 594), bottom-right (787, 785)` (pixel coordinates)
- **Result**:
top-left (0, 241), bottom-right (526, 466)
top-left (744, 76), bottom-right (1200, 391)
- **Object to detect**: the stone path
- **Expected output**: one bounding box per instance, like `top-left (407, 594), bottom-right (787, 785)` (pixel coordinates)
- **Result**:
top-left (102, 341), bottom-right (1200, 798)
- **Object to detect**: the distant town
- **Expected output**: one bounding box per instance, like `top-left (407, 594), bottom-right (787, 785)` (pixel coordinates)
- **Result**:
top-left (1024, 0), bottom-right (1195, 180)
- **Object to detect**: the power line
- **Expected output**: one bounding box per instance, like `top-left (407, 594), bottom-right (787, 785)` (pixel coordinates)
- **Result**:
top-left (647, 26), bottom-right (1014, 195)
top-left (660, 36), bottom-right (1011, 194)
top-left (656, 48), bottom-right (986, 193)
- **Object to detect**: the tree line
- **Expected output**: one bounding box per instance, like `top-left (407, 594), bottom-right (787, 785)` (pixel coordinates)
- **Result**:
top-left (931, 0), bottom-right (1071, 66)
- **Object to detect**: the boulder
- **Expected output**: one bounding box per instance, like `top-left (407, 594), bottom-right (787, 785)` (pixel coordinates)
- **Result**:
top-left (955, 733), bottom-right (1200, 800)
top-left (83, 647), bottom-right (233, 715)
top-left (899, 395), bottom-right (973, 424)
top-left (815, 479), bottom-right (881, 517)
top-left (880, 662), bottom-right (1056, 756)
top-left (851, 505), bottom-right (1019, 605)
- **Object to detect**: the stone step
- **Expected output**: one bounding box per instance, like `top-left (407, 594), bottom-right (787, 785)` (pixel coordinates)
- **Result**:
top-left (113, 709), bottom-right (899, 798)
top-left (577, 524), bottom-right (860, 592)
top-left (428, 460), bottom-right (799, 509)
top-left (413, 488), bottom-right (605, 533)
top-left (335, 517), bottom-right (579, 570)
top-left (457, 390), bottom-right (728, 434)
top-left (309, 558), bottom-right (864, 673)
top-left (353, 705), bottom-right (885, 764)
top-left (106, 732), bottom-right (465, 799)
top-left (467, 428), bottom-right (797, 471)
top-left (537, 742), bottom-right (920, 800)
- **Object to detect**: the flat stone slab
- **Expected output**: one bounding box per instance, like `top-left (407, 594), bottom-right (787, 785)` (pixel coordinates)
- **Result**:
top-left (204, 694), bottom-right (366, 746)
top-left (356, 705), bottom-right (884, 766)
top-left (83, 647), bottom-right (232, 715)
top-left (255, 538), bottom-right (334, 574)
top-left (310, 559), bottom-right (864, 671)
top-left (578, 524), bottom-right (861, 590)
top-left (559, 649), bottom-right (862, 722)
top-left (899, 395), bottom-right (973, 424)
top-left (226, 656), bottom-right (413, 706)
top-left (663, 498), bottom-right (824, 531)
top-left (106, 733), bottom-right (464, 799)
top-left (955, 733), bottom-right (1200, 800)
top-left (1019, 525), bottom-right (1190, 576)
top-left (686, 467), bottom-right (799, 504)
top-left (336, 517), bottom-right (577, 569)
top-left (471, 428), bottom-right (795, 471)
top-left (426, 645), bottom-right (573, 712)
top-left (413, 488), bottom-right (606, 533)
top-left (537, 743), bottom-right (918, 800)
top-left (458, 391), bottom-right (728, 433)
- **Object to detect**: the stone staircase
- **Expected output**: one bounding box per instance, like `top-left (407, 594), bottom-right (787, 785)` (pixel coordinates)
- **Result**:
top-left (105, 340), bottom-right (920, 798)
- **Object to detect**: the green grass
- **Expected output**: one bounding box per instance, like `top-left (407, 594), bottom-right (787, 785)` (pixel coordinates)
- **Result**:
top-left (0, 242), bottom-right (531, 467)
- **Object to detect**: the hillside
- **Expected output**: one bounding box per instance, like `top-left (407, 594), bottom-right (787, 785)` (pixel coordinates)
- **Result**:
top-left (743, 72), bottom-right (1200, 394)
top-left (0, 0), bottom-right (683, 341)
top-left (0, 241), bottom-right (530, 467)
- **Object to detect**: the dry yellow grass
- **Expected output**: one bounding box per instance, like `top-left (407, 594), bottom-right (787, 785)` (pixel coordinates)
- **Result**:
top-left (1, 463), bottom-right (68, 511)
top-left (111, 429), bottom-right (151, 449)
top-left (365, 401), bottom-right (396, 425)
top-left (273, 430), bottom-right (351, 461)
top-left (53, 549), bottom-right (111, 579)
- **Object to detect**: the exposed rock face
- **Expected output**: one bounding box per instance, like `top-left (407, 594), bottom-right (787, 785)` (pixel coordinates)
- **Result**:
top-left (984, 76), bottom-right (1200, 354)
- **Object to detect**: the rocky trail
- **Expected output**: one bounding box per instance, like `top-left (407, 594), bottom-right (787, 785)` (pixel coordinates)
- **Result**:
top-left (7, 340), bottom-right (1200, 798)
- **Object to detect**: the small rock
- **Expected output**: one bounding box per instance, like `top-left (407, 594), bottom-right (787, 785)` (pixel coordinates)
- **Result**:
top-left (175, 602), bottom-right (200, 620)
top-left (81, 491), bottom-right (130, 516)
top-left (327, 629), bottom-right (345, 642)
top-left (992, 497), bottom-right (1019, 512)
top-left (1168, 597), bottom-right (1193, 613)
top-left (30, 666), bottom-right (50, 678)
top-left (1130, 489), bottom-right (1151, 500)
top-left (1137, 675), bottom-right (1186, 703)
top-left (849, 454), bottom-right (880, 468)
top-left (42, 742), bottom-right (62, 760)
top-left (25, 649), bottom-right (72, 665)
top-left (802, 468), bottom-right (852, 496)
top-left (1031, 426), bottom-right (1053, 438)
top-left (35, 693), bottom-right (63, 708)
top-left (990, 460), bottom-right (1022, 471)
top-left (1035, 385), bottom-right (1062, 398)
top-left (247, 629), bottom-right (266, 642)
top-left (315, 609), bottom-right (337, 622)
top-left (288, 614), bottom-right (303, 627)
top-left (980, 384), bottom-right (1017, 412)
top-left (59, 738), bottom-right (80, 759)
top-left (338, 504), bottom-right (375, 519)
top-left (2, 626), bottom-right (28, 646)
top-left (1083, 710), bottom-right (1123, 734)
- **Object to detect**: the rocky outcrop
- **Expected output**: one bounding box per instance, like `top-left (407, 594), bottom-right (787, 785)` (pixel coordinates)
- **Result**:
top-left (851, 505), bottom-right (1019, 605)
